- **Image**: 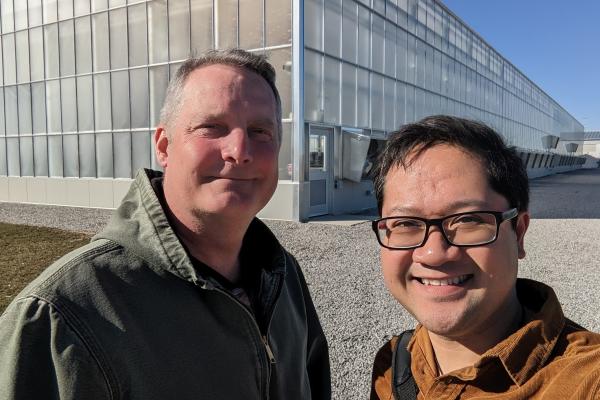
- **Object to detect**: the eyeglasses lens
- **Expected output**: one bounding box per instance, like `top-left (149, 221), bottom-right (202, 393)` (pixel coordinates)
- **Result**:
top-left (377, 212), bottom-right (499, 249)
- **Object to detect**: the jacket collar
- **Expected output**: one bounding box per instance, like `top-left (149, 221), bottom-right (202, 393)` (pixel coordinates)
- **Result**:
top-left (94, 168), bottom-right (287, 287)
top-left (410, 278), bottom-right (565, 387)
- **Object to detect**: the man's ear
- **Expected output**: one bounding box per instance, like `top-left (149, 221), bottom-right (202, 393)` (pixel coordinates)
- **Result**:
top-left (154, 127), bottom-right (169, 168)
top-left (516, 211), bottom-right (530, 259)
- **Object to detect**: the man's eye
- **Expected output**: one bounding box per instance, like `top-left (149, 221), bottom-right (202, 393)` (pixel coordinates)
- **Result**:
top-left (390, 219), bottom-right (421, 230)
top-left (250, 128), bottom-right (273, 141)
top-left (452, 214), bottom-right (484, 225)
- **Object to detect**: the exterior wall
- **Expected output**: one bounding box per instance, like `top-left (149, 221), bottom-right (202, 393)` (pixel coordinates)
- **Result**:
top-left (0, 0), bottom-right (295, 219)
top-left (303, 0), bottom-right (583, 148)
top-left (301, 0), bottom-right (584, 217)
top-left (0, 0), bottom-right (587, 220)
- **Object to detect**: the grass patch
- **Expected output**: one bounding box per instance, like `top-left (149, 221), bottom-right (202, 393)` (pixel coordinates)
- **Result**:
top-left (0, 223), bottom-right (91, 313)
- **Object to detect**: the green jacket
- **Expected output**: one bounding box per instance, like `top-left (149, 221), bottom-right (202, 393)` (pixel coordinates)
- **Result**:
top-left (0, 169), bottom-right (331, 400)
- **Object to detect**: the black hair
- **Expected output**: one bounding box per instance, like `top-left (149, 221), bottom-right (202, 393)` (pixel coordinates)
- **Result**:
top-left (373, 115), bottom-right (529, 218)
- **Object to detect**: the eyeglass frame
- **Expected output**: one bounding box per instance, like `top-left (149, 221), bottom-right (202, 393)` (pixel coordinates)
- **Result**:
top-left (372, 208), bottom-right (519, 250)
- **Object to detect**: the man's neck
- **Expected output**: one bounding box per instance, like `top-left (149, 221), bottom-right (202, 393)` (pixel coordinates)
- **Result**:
top-left (166, 205), bottom-right (252, 284)
top-left (427, 294), bottom-right (523, 375)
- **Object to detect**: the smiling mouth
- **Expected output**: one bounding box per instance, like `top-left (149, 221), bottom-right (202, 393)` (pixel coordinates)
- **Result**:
top-left (416, 274), bottom-right (472, 286)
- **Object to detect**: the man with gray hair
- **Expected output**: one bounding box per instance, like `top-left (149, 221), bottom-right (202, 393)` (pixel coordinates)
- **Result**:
top-left (0, 49), bottom-right (331, 400)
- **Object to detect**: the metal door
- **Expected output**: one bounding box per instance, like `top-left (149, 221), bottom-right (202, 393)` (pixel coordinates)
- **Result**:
top-left (308, 126), bottom-right (332, 217)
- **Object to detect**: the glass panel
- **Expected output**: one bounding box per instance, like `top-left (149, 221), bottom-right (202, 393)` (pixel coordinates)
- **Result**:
top-left (128, 4), bottom-right (148, 66)
top-left (31, 82), bottom-right (46, 133)
top-left (267, 48), bottom-right (292, 119)
top-left (395, 81), bottom-right (406, 126)
top-left (110, 8), bottom-right (128, 69)
top-left (75, 17), bottom-right (92, 74)
top-left (303, 50), bottom-right (322, 122)
top-left (74, 0), bottom-right (90, 16)
top-left (130, 68), bottom-right (149, 128)
top-left (5, 87), bottom-right (18, 136)
top-left (341, 63), bottom-right (356, 126)
top-left (323, 57), bottom-right (340, 124)
top-left (111, 71), bottom-right (130, 129)
top-left (14, 0), bottom-right (28, 30)
top-left (17, 85), bottom-right (32, 134)
top-left (29, 27), bottom-right (44, 81)
top-left (0, 43), bottom-right (3, 86)
top-left (43, 0), bottom-right (58, 24)
top-left (216, 0), bottom-right (237, 48)
top-left (324, 0), bottom-right (341, 57)
top-left (34, 135), bottom-right (48, 176)
top-left (2, 35), bottom-right (16, 85)
top-left (94, 73), bottom-right (112, 130)
top-left (309, 133), bottom-right (325, 170)
top-left (59, 20), bottom-right (76, 76)
top-left (169, 0), bottom-right (191, 58)
top-left (60, 78), bottom-right (77, 132)
top-left (239, 0), bottom-right (262, 49)
top-left (131, 131), bottom-right (151, 173)
top-left (149, 65), bottom-right (169, 126)
top-left (371, 73), bottom-right (383, 129)
top-left (58, 0), bottom-right (73, 20)
top-left (91, 0), bottom-right (108, 12)
top-left (92, 12), bottom-right (110, 71)
top-left (0, 90), bottom-right (4, 135)
top-left (371, 14), bottom-right (384, 73)
top-left (7, 138), bottom-right (20, 176)
top-left (304, 0), bottom-right (322, 51)
top-left (113, 132), bottom-right (132, 178)
top-left (278, 122), bottom-right (292, 179)
top-left (16, 32), bottom-right (30, 83)
top-left (63, 134), bottom-right (79, 177)
top-left (77, 76), bottom-right (94, 131)
top-left (357, 6), bottom-right (369, 68)
top-left (44, 24), bottom-right (60, 79)
top-left (357, 68), bottom-right (369, 127)
top-left (405, 85), bottom-right (414, 122)
top-left (21, 137), bottom-right (34, 176)
top-left (95, 132), bottom-right (113, 177)
top-left (0, 138), bottom-right (6, 175)
top-left (385, 23), bottom-right (396, 78)
top-left (341, 0), bottom-right (357, 63)
top-left (109, 0), bottom-right (125, 6)
top-left (48, 135), bottom-right (63, 176)
top-left (1, 0), bottom-right (14, 32)
top-left (190, 0), bottom-right (213, 54)
top-left (265, 0), bottom-right (291, 46)
top-left (384, 77), bottom-right (395, 131)
top-left (148, 1), bottom-right (168, 63)
top-left (396, 28), bottom-right (407, 82)
top-left (28, 0), bottom-right (43, 27)
top-left (46, 80), bottom-right (61, 132)
top-left (79, 133), bottom-right (96, 177)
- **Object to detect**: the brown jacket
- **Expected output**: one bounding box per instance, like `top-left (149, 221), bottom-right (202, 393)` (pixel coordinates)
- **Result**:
top-left (371, 279), bottom-right (600, 399)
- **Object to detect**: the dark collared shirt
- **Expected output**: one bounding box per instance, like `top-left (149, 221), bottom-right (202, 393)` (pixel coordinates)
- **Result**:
top-left (371, 279), bottom-right (600, 399)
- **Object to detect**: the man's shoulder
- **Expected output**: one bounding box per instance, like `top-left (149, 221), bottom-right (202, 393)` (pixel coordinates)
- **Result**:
top-left (5, 238), bottom-right (129, 311)
top-left (555, 318), bottom-right (600, 357)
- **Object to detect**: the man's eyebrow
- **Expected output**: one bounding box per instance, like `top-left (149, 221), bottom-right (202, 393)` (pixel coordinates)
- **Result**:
top-left (388, 200), bottom-right (491, 216)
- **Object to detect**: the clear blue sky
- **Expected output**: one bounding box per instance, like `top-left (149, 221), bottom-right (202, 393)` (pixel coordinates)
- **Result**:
top-left (441, 0), bottom-right (600, 132)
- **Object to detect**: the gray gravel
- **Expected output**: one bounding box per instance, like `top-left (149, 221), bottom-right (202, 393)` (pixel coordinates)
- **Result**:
top-left (1, 167), bottom-right (599, 399)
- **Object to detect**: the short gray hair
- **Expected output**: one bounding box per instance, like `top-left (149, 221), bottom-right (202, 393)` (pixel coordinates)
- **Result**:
top-left (159, 48), bottom-right (282, 141)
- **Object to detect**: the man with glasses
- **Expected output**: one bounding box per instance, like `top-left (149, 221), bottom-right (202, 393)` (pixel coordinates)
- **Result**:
top-left (370, 116), bottom-right (600, 399)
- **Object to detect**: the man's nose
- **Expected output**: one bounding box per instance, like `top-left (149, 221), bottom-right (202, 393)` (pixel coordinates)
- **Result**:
top-left (222, 128), bottom-right (253, 165)
top-left (412, 227), bottom-right (461, 266)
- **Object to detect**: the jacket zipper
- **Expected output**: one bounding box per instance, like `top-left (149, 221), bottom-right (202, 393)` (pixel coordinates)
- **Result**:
top-left (213, 287), bottom-right (276, 400)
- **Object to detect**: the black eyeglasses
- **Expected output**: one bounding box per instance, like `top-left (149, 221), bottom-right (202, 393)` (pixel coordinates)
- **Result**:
top-left (372, 208), bottom-right (518, 250)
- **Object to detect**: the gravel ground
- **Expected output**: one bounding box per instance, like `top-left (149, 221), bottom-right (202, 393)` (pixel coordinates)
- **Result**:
top-left (1, 167), bottom-right (599, 399)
